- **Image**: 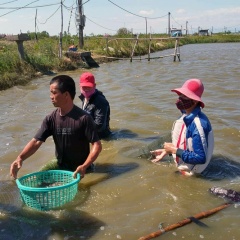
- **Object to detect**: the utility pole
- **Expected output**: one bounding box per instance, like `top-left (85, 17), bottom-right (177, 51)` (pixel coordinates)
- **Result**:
top-left (168, 12), bottom-right (171, 36)
top-left (185, 21), bottom-right (188, 35)
top-left (145, 17), bottom-right (148, 38)
top-left (77, 0), bottom-right (85, 49)
top-left (59, 0), bottom-right (63, 58)
top-left (35, 9), bottom-right (38, 41)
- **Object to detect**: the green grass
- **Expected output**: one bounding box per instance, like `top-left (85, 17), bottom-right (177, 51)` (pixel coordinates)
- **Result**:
top-left (0, 33), bottom-right (239, 90)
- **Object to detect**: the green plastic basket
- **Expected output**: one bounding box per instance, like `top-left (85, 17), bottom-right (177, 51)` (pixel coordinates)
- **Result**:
top-left (16, 170), bottom-right (80, 211)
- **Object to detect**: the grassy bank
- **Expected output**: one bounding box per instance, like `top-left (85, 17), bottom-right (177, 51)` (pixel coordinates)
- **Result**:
top-left (0, 33), bottom-right (240, 91)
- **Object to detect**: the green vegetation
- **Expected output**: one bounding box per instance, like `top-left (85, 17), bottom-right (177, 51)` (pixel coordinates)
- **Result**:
top-left (0, 29), bottom-right (240, 91)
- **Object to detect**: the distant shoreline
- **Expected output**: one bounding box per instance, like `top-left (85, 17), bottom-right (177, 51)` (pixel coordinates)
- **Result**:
top-left (1, 34), bottom-right (240, 91)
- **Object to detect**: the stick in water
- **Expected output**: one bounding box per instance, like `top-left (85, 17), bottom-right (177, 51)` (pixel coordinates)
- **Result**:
top-left (138, 203), bottom-right (230, 240)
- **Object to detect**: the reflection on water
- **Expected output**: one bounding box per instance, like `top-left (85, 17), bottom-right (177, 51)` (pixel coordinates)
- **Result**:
top-left (0, 43), bottom-right (240, 239)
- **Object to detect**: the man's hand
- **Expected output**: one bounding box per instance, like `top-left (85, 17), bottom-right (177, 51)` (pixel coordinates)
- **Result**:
top-left (73, 140), bottom-right (102, 179)
top-left (9, 138), bottom-right (43, 179)
top-left (10, 159), bottom-right (22, 179)
top-left (73, 165), bottom-right (87, 179)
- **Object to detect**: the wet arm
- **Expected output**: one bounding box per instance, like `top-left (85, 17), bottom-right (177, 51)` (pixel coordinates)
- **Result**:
top-left (73, 140), bottom-right (102, 178)
top-left (10, 138), bottom-right (43, 179)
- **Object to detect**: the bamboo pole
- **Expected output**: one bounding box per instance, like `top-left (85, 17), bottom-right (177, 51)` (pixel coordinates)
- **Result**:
top-left (138, 203), bottom-right (230, 240)
top-left (130, 35), bottom-right (139, 62)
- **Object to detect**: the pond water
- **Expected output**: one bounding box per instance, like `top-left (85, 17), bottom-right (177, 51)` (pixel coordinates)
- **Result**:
top-left (0, 42), bottom-right (239, 240)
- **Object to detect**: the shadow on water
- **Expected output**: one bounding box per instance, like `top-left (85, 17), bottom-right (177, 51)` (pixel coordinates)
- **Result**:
top-left (0, 207), bottom-right (104, 240)
top-left (94, 161), bottom-right (139, 175)
top-left (106, 128), bottom-right (170, 143)
top-left (104, 128), bottom-right (139, 141)
top-left (0, 181), bottom-right (102, 239)
top-left (0, 162), bottom-right (139, 240)
top-left (201, 155), bottom-right (240, 181)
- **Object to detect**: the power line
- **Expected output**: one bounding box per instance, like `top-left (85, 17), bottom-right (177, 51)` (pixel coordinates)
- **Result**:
top-left (86, 16), bottom-right (118, 32)
top-left (34, 1), bottom-right (76, 36)
top-left (0, 2), bottom-right (61, 9)
top-left (63, 2), bottom-right (76, 11)
top-left (37, 5), bottom-right (61, 25)
top-left (170, 14), bottom-right (182, 27)
top-left (0, 0), bottom-right (39, 17)
top-left (0, 0), bottom-right (18, 6)
top-left (107, 0), bottom-right (167, 19)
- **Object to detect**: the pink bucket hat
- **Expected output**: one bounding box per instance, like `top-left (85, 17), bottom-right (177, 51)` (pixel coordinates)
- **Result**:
top-left (79, 72), bottom-right (95, 87)
top-left (171, 79), bottom-right (205, 108)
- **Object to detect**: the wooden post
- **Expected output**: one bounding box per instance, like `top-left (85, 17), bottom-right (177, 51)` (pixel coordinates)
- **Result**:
top-left (105, 37), bottom-right (109, 55)
top-left (173, 38), bottom-right (180, 62)
top-left (148, 33), bottom-right (151, 61)
top-left (130, 35), bottom-right (139, 62)
top-left (59, 32), bottom-right (63, 58)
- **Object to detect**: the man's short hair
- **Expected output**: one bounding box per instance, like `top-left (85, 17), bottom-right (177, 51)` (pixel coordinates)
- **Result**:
top-left (50, 75), bottom-right (76, 99)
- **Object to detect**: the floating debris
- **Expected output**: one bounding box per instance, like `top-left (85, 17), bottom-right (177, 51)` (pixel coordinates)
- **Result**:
top-left (209, 187), bottom-right (240, 203)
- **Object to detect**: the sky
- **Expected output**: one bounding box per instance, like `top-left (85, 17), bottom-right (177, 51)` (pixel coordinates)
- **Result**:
top-left (0, 0), bottom-right (240, 36)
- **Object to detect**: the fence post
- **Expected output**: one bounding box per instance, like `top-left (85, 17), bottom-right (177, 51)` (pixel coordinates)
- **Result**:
top-left (105, 37), bottom-right (109, 55)
top-left (148, 33), bottom-right (151, 61)
top-left (173, 38), bottom-right (180, 61)
top-left (130, 35), bottom-right (139, 62)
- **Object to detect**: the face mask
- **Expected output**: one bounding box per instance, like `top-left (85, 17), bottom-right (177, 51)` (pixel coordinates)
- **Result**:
top-left (176, 97), bottom-right (195, 110)
top-left (81, 88), bottom-right (95, 99)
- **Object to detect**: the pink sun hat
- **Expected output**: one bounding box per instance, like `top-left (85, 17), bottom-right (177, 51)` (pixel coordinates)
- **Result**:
top-left (171, 79), bottom-right (205, 108)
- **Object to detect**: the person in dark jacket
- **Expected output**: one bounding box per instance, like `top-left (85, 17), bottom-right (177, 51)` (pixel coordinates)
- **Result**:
top-left (79, 72), bottom-right (111, 139)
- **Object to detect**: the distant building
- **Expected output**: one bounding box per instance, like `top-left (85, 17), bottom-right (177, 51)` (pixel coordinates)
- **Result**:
top-left (199, 29), bottom-right (209, 36)
top-left (170, 29), bottom-right (182, 37)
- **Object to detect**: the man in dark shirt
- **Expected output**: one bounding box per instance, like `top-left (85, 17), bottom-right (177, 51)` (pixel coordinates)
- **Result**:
top-left (10, 75), bottom-right (102, 179)
top-left (79, 72), bottom-right (111, 139)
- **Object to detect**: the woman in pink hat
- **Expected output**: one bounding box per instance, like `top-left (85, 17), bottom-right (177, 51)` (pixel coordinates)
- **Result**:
top-left (151, 79), bottom-right (214, 176)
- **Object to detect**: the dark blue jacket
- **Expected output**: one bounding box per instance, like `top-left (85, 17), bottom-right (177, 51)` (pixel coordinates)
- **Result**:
top-left (79, 89), bottom-right (111, 139)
